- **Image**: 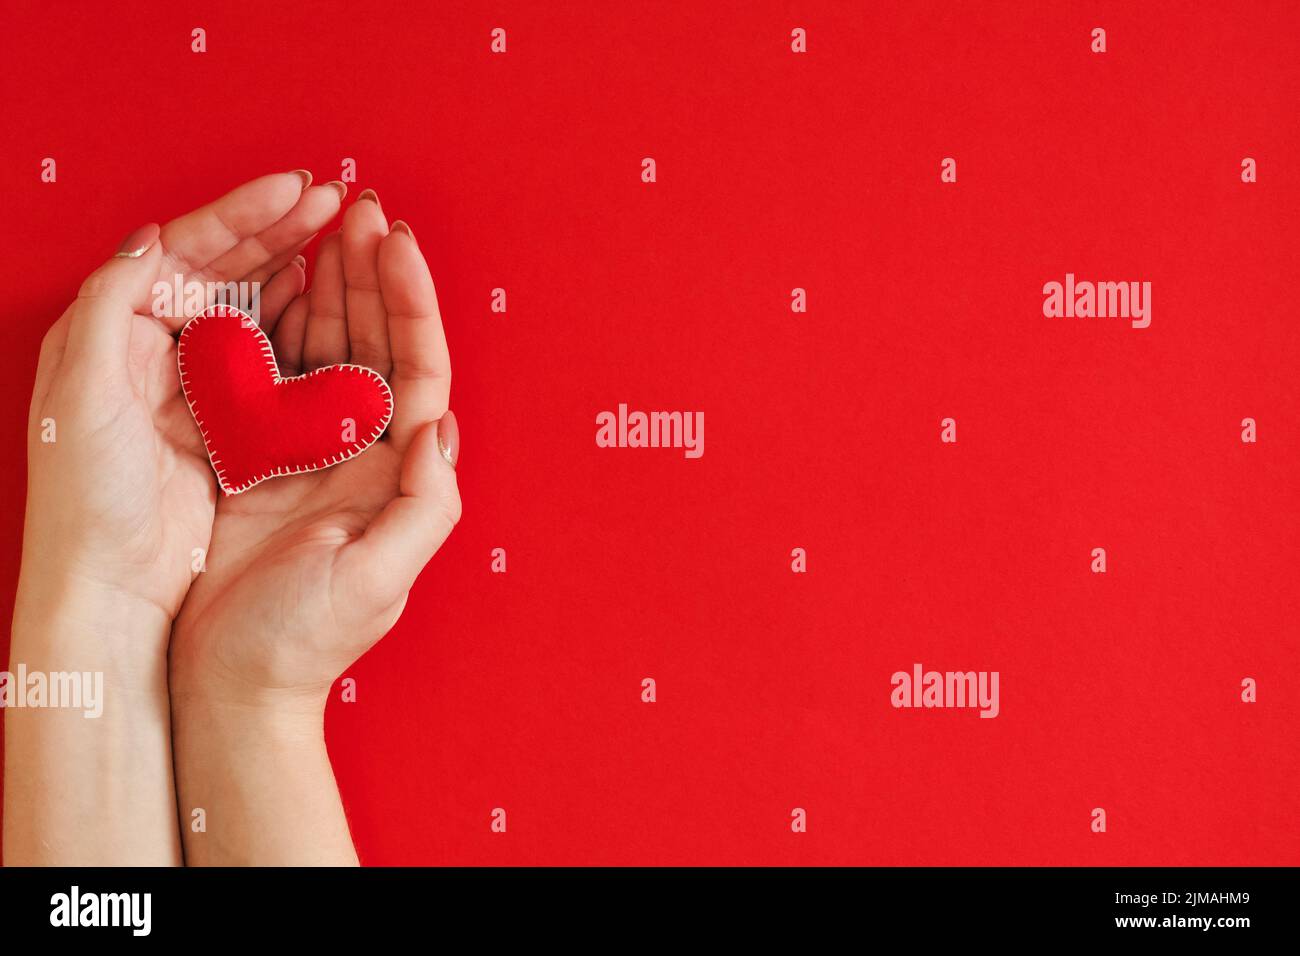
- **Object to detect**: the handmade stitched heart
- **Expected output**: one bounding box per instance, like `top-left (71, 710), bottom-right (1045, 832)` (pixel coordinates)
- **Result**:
top-left (178, 305), bottom-right (393, 495)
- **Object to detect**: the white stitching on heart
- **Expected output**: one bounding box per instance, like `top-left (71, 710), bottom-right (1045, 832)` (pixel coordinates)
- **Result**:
top-left (177, 304), bottom-right (395, 496)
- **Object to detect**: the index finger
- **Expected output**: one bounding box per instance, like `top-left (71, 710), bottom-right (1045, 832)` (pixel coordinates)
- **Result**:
top-left (155, 171), bottom-right (316, 320)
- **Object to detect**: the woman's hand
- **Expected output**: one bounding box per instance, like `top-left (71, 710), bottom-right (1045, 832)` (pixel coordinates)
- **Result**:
top-left (18, 172), bottom-right (344, 635)
top-left (4, 172), bottom-right (345, 865)
top-left (169, 192), bottom-right (461, 865)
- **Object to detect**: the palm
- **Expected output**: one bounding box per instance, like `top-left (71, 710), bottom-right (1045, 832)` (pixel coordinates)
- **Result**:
top-left (171, 195), bottom-right (455, 696)
top-left (116, 313), bottom-right (217, 614)
top-left (29, 311), bottom-right (215, 618)
top-left (177, 446), bottom-right (404, 690)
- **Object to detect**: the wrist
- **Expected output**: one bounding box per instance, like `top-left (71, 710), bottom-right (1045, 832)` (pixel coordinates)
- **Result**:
top-left (169, 658), bottom-right (328, 736)
top-left (10, 563), bottom-right (172, 671)
top-left (170, 664), bottom-right (356, 867)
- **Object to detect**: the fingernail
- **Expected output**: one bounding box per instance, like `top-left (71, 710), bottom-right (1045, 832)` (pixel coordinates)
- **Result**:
top-left (292, 255), bottom-right (307, 269)
top-left (437, 410), bottom-right (459, 468)
top-left (290, 169), bottom-right (313, 189)
top-left (326, 180), bottom-right (348, 200)
top-left (357, 188), bottom-right (380, 205)
top-left (391, 220), bottom-right (414, 240)
top-left (114, 222), bottom-right (161, 258)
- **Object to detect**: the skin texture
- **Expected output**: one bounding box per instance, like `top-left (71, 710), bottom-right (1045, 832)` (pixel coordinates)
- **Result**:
top-left (4, 174), bottom-right (459, 866)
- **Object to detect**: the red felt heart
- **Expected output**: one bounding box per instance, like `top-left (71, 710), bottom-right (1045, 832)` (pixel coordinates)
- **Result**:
top-left (177, 305), bottom-right (393, 495)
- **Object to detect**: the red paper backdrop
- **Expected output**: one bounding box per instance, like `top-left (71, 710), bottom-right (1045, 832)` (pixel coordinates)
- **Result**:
top-left (1, 0), bottom-right (1297, 865)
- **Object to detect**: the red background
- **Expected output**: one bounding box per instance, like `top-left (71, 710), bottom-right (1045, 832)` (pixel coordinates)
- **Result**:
top-left (2, 1), bottom-right (1297, 865)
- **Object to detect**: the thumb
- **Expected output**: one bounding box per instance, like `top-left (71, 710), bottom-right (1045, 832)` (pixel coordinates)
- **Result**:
top-left (63, 223), bottom-right (163, 373)
top-left (340, 412), bottom-right (462, 613)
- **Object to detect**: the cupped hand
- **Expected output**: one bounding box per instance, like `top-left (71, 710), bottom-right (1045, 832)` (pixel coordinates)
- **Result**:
top-left (170, 193), bottom-right (461, 705)
top-left (19, 172), bottom-right (345, 630)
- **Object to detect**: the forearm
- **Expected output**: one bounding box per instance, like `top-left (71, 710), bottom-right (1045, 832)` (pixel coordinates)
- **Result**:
top-left (3, 573), bottom-right (180, 866)
top-left (169, 680), bottom-right (358, 866)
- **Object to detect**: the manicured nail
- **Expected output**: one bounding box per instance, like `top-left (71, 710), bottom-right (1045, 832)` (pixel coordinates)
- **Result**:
top-left (437, 410), bottom-right (459, 468)
top-left (326, 180), bottom-right (348, 200)
top-left (391, 220), bottom-right (414, 240)
top-left (357, 188), bottom-right (379, 205)
top-left (114, 222), bottom-right (160, 259)
top-left (290, 169), bottom-right (313, 188)
top-left (292, 255), bottom-right (307, 269)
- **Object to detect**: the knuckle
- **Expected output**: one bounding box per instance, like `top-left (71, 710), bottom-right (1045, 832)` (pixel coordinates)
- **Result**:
top-left (76, 268), bottom-right (115, 301)
top-left (440, 484), bottom-right (463, 528)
